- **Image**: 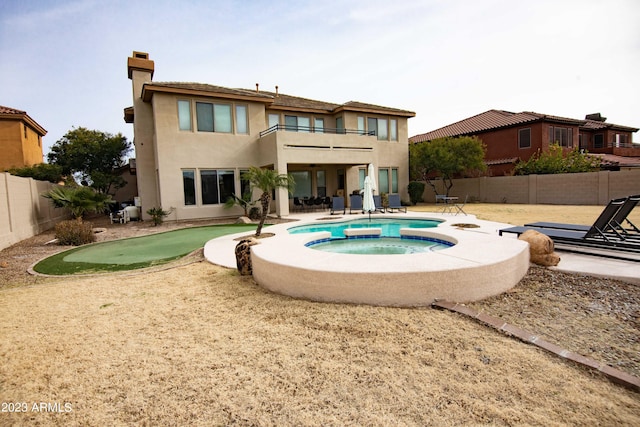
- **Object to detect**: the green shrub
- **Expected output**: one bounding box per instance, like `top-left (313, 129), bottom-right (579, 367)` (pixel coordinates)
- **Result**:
top-left (407, 181), bottom-right (425, 205)
top-left (55, 219), bottom-right (96, 246)
top-left (146, 207), bottom-right (172, 226)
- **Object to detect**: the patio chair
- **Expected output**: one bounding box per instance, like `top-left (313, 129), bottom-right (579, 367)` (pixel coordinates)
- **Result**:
top-left (453, 195), bottom-right (468, 216)
top-left (373, 195), bottom-right (385, 213)
top-left (499, 198), bottom-right (640, 253)
top-left (349, 194), bottom-right (364, 214)
top-left (386, 194), bottom-right (407, 213)
top-left (322, 196), bottom-right (331, 210)
top-left (293, 197), bottom-right (305, 212)
top-left (330, 196), bottom-right (346, 215)
top-left (304, 196), bottom-right (316, 211)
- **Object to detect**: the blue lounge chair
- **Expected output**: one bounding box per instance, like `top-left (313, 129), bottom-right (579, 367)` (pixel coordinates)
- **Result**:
top-left (349, 194), bottom-right (364, 214)
top-left (373, 195), bottom-right (385, 213)
top-left (386, 194), bottom-right (407, 213)
top-left (330, 196), bottom-right (345, 215)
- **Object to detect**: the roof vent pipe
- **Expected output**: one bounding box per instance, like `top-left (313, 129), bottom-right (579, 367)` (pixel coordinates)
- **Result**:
top-left (256, 83), bottom-right (259, 93)
top-left (275, 85), bottom-right (279, 97)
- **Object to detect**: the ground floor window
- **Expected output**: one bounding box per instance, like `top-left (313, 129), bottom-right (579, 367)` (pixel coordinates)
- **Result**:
top-left (290, 171), bottom-right (312, 199)
top-left (182, 169), bottom-right (236, 206)
top-left (182, 170), bottom-right (196, 205)
top-left (378, 167), bottom-right (399, 194)
top-left (200, 169), bottom-right (234, 205)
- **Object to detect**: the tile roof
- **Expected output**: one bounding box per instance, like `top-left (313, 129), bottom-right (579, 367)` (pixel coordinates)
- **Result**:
top-left (259, 91), bottom-right (340, 112)
top-left (0, 105), bottom-right (26, 115)
top-left (411, 109), bottom-right (639, 143)
top-left (581, 119), bottom-right (639, 132)
top-left (142, 82), bottom-right (275, 102)
top-left (410, 109), bottom-right (585, 143)
top-left (142, 82), bottom-right (414, 116)
top-left (591, 153), bottom-right (640, 168)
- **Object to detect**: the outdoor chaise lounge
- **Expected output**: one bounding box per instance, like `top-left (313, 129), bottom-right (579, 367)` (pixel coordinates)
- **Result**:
top-left (499, 197), bottom-right (640, 253)
top-left (349, 194), bottom-right (364, 214)
top-left (330, 196), bottom-right (346, 215)
top-left (523, 195), bottom-right (640, 240)
top-left (386, 194), bottom-right (407, 213)
top-left (373, 195), bottom-right (385, 213)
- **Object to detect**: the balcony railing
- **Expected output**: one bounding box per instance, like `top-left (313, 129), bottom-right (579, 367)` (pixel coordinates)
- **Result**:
top-left (259, 124), bottom-right (375, 138)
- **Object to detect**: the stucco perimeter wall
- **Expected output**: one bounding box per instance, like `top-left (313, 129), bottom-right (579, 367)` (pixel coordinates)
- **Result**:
top-left (421, 169), bottom-right (640, 205)
top-left (0, 173), bottom-right (68, 250)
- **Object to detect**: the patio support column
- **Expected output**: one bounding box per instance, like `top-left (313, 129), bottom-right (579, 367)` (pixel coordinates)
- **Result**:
top-left (275, 161), bottom-right (290, 217)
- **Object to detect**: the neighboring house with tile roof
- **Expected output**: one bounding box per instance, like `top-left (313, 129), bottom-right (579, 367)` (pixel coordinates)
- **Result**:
top-left (125, 52), bottom-right (415, 220)
top-left (0, 105), bottom-right (47, 171)
top-left (410, 110), bottom-right (639, 175)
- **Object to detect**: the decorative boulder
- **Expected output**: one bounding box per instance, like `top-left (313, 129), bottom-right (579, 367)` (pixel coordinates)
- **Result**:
top-left (235, 237), bottom-right (258, 276)
top-left (518, 230), bottom-right (561, 267)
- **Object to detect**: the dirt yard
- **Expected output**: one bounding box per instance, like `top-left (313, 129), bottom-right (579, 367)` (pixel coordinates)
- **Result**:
top-left (0, 205), bottom-right (638, 426)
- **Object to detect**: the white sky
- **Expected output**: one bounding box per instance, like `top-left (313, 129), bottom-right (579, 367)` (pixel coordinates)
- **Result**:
top-left (2, 0), bottom-right (639, 158)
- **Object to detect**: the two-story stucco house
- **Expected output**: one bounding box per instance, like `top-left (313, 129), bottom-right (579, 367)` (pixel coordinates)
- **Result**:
top-left (125, 52), bottom-right (415, 220)
top-left (0, 105), bottom-right (47, 171)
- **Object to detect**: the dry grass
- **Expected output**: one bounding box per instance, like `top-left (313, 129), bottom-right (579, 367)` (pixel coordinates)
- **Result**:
top-left (0, 206), bottom-right (639, 426)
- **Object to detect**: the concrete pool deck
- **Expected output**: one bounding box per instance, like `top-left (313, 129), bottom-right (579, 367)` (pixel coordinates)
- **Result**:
top-left (204, 212), bottom-right (531, 306)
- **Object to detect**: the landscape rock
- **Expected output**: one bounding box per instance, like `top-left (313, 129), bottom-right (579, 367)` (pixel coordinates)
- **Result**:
top-left (518, 229), bottom-right (561, 266)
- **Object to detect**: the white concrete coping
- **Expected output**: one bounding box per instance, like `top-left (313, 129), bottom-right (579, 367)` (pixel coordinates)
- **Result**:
top-left (343, 228), bottom-right (381, 237)
top-left (205, 213), bottom-right (530, 307)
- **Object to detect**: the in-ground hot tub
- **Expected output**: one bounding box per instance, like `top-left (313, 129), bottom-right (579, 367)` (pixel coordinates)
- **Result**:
top-left (241, 215), bottom-right (530, 307)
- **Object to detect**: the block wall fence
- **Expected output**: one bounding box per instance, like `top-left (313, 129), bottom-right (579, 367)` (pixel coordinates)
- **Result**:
top-left (419, 169), bottom-right (640, 205)
top-left (0, 173), bottom-right (69, 251)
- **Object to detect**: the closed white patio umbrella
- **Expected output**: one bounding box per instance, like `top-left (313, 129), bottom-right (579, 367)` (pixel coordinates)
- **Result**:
top-left (362, 176), bottom-right (376, 221)
top-left (367, 163), bottom-right (377, 194)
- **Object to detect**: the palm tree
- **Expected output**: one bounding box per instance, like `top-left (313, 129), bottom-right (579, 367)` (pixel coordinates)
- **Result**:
top-left (42, 186), bottom-right (114, 219)
top-left (242, 166), bottom-right (294, 236)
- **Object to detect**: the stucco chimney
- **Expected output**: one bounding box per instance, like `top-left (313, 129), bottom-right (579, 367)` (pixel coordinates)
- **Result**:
top-left (127, 51), bottom-right (154, 80)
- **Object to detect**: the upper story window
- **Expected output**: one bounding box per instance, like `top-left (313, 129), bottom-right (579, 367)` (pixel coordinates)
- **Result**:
top-left (268, 114), bottom-right (279, 129)
top-left (196, 102), bottom-right (232, 133)
top-left (367, 117), bottom-right (389, 140)
top-left (178, 100), bottom-right (192, 131)
top-left (358, 117), bottom-right (365, 135)
top-left (285, 115), bottom-right (310, 132)
top-left (336, 117), bottom-right (344, 134)
top-left (518, 128), bottom-right (531, 149)
top-left (390, 119), bottom-right (397, 141)
top-left (235, 105), bottom-right (248, 134)
top-left (548, 126), bottom-right (572, 147)
top-left (314, 118), bottom-right (324, 133)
